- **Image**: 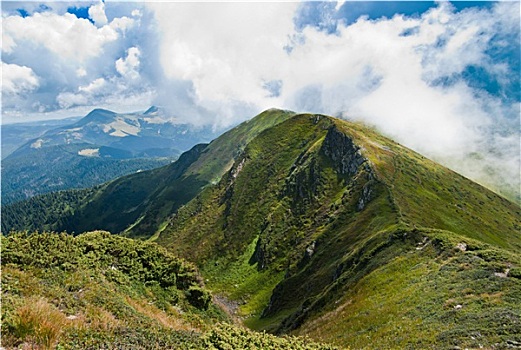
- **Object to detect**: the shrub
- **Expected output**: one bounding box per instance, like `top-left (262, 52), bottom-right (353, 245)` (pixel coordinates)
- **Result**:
top-left (510, 267), bottom-right (521, 279)
top-left (186, 286), bottom-right (212, 310)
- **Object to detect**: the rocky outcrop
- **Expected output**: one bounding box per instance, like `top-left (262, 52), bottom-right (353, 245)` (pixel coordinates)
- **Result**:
top-left (249, 237), bottom-right (268, 270)
top-left (321, 126), bottom-right (366, 177)
top-left (283, 156), bottom-right (321, 206)
top-left (357, 182), bottom-right (373, 211)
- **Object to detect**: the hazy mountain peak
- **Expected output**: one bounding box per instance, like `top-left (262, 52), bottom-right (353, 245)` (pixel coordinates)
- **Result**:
top-left (144, 106), bottom-right (160, 115)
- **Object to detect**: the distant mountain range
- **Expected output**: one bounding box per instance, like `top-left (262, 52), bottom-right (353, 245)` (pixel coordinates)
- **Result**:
top-left (1, 107), bottom-right (221, 205)
top-left (1, 116), bottom-right (81, 159)
top-left (3, 109), bottom-right (520, 348)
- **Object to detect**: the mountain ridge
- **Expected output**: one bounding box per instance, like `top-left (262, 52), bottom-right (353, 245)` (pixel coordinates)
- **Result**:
top-left (152, 112), bottom-right (520, 348)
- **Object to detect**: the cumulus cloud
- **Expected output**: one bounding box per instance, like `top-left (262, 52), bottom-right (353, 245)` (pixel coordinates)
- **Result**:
top-left (1, 2), bottom-right (147, 118)
top-left (79, 77), bottom-right (107, 94)
top-left (116, 47), bottom-right (141, 80)
top-left (2, 62), bottom-right (40, 94)
top-left (88, 0), bottom-right (108, 26)
top-left (2, 12), bottom-right (120, 62)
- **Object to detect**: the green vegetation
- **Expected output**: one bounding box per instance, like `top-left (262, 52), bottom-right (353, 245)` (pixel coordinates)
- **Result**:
top-left (294, 228), bottom-right (521, 349)
top-left (1, 231), bottom-right (338, 349)
top-left (155, 113), bottom-right (520, 348)
top-left (202, 323), bottom-right (339, 349)
top-left (1, 188), bottom-right (95, 233)
top-left (1, 231), bottom-right (212, 348)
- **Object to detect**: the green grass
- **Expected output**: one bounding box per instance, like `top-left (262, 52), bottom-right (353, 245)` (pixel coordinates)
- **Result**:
top-left (2, 230), bottom-right (337, 349)
top-left (1, 231), bottom-right (218, 348)
top-left (294, 229), bottom-right (521, 349)
top-left (202, 236), bottom-right (285, 319)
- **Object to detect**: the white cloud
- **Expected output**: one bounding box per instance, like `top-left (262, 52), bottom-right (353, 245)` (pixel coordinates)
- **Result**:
top-left (109, 16), bottom-right (135, 32)
top-left (88, 1), bottom-right (108, 26)
top-left (79, 77), bottom-right (107, 94)
top-left (148, 2), bottom-right (298, 126)
top-left (116, 47), bottom-right (141, 80)
top-left (2, 62), bottom-right (40, 94)
top-left (1, 3), bottom-right (147, 117)
top-left (2, 12), bottom-right (119, 62)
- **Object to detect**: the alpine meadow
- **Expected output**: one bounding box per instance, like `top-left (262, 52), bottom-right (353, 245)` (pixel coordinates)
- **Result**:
top-left (1, 1), bottom-right (520, 350)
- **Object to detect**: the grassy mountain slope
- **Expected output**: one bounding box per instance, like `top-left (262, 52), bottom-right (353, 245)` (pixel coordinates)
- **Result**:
top-left (1, 231), bottom-right (337, 349)
top-left (1, 109), bottom-right (295, 237)
top-left (293, 229), bottom-right (521, 349)
top-left (156, 113), bottom-right (521, 348)
top-left (1, 231), bottom-right (216, 349)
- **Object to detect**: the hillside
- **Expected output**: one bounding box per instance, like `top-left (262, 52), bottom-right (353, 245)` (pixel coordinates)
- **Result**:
top-left (1, 144), bottom-right (175, 205)
top-left (156, 113), bottom-right (521, 348)
top-left (1, 107), bottom-right (218, 205)
top-left (1, 231), bottom-right (337, 349)
top-left (2, 110), bottom-right (520, 348)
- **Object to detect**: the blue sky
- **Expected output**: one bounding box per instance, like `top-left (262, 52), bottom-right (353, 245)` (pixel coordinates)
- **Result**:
top-left (1, 1), bottom-right (520, 198)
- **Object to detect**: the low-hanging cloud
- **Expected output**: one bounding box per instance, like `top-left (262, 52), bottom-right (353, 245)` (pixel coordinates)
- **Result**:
top-left (148, 1), bottom-right (519, 200)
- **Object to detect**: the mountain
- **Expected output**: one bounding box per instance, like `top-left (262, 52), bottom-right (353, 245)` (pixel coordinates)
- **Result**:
top-left (1, 107), bottom-right (220, 205)
top-left (2, 110), bottom-right (520, 348)
top-left (154, 113), bottom-right (521, 348)
top-left (10, 107), bottom-right (216, 155)
top-left (1, 116), bottom-right (81, 159)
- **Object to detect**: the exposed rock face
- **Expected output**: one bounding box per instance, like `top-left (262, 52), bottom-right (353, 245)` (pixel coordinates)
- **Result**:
top-left (321, 126), bottom-right (366, 176)
top-left (357, 183), bottom-right (373, 211)
top-left (321, 126), bottom-right (376, 212)
top-left (250, 236), bottom-right (268, 270)
top-left (283, 155), bottom-right (321, 206)
top-left (221, 156), bottom-right (248, 228)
